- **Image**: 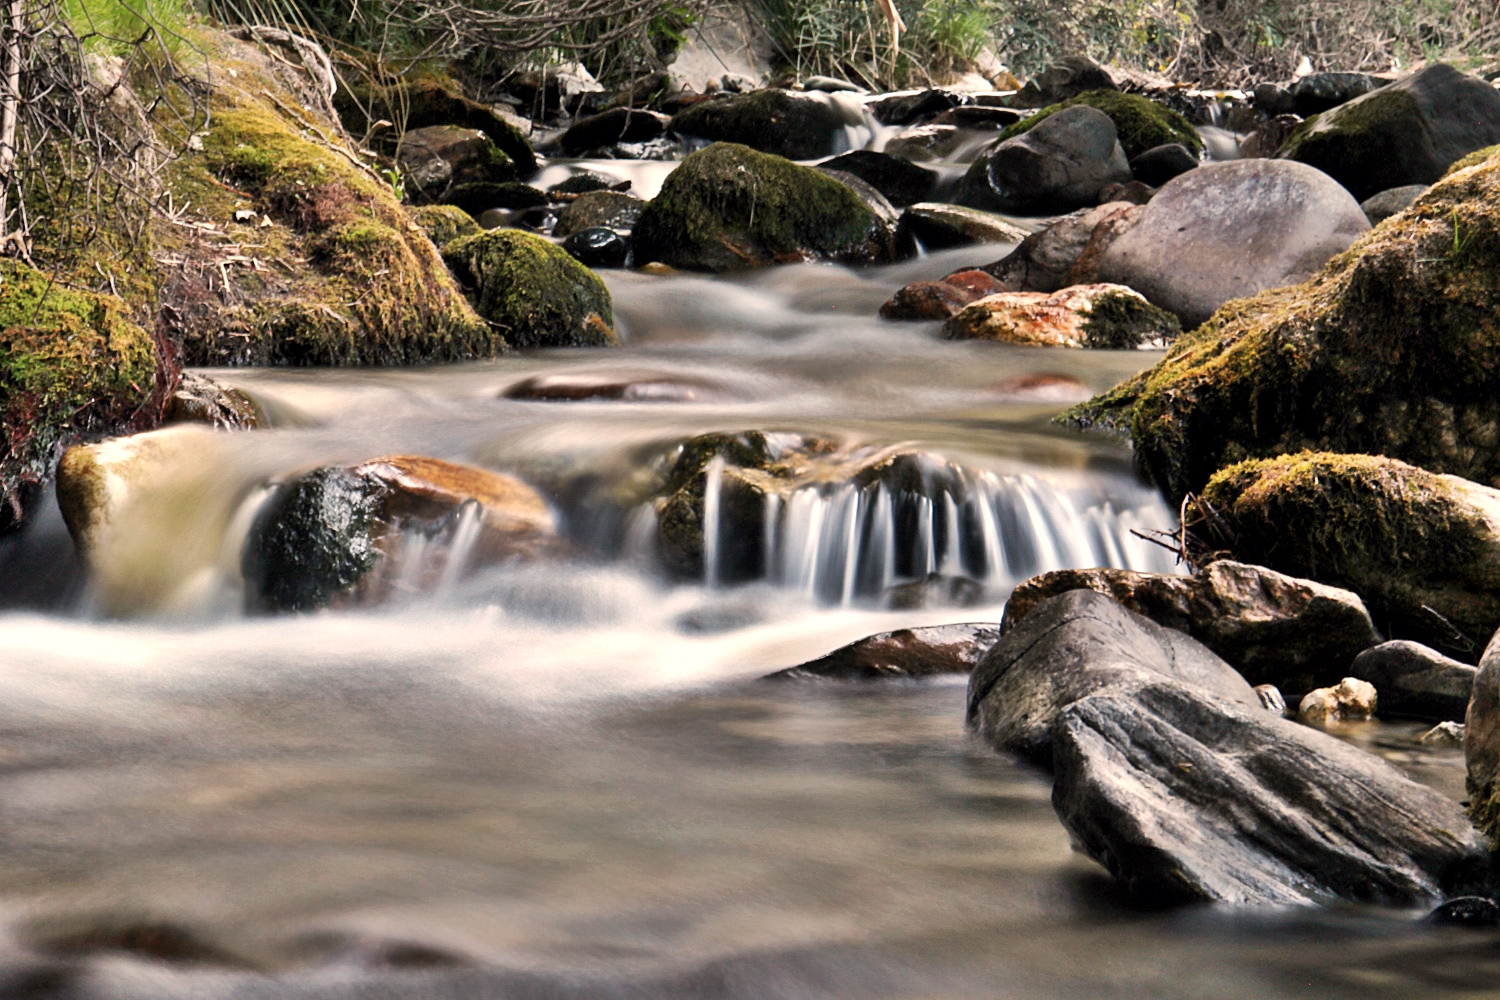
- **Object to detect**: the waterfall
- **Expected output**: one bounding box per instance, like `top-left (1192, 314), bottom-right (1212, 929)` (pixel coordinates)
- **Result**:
top-left (702, 454), bottom-right (726, 587)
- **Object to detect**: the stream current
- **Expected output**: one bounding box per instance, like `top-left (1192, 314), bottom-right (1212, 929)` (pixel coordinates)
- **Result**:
top-left (0, 188), bottom-right (1494, 996)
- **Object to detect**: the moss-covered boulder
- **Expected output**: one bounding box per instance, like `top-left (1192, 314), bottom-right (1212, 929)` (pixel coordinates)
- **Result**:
top-left (1277, 63), bottom-right (1500, 201)
top-left (408, 204), bottom-right (481, 250)
top-left (667, 90), bottom-right (853, 160)
top-left (942, 284), bottom-right (1180, 348)
top-left (1063, 146), bottom-right (1500, 503)
top-left (631, 143), bottom-right (898, 272)
top-left (443, 229), bottom-right (617, 348)
top-left (1191, 452), bottom-right (1500, 660)
top-left (0, 260), bottom-right (166, 531)
top-left (999, 89), bottom-right (1204, 160)
top-left (957, 106), bottom-right (1131, 215)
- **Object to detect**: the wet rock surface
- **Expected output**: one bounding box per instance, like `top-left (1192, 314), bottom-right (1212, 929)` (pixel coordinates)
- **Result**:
top-left (553, 190), bottom-right (646, 238)
top-left (820, 150), bottom-right (937, 207)
top-left (1351, 641), bottom-right (1477, 721)
top-left (980, 202), bottom-right (1136, 293)
top-left (667, 89), bottom-right (854, 159)
top-left (959, 105), bottom-right (1131, 214)
top-left (943, 284), bottom-right (1180, 349)
top-left (443, 229), bottom-right (618, 347)
top-left (765, 623), bottom-right (1000, 681)
top-left (896, 203), bottom-right (1031, 250)
top-left (880, 269), bottom-right (1004, 321)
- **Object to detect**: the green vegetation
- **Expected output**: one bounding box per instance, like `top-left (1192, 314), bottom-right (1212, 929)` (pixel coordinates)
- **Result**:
top-left (408, 204), bottom-right (481, 248)
top-left (1000, 90), bottom-right (1204, 159)
top-left (63, 0), bottom-right (198, 57)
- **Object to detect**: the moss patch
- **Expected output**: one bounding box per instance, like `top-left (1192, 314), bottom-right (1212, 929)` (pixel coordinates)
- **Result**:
top-left (0, 260), bottom-right (161, 530)
top-left (443, 229), bottom-right (617, 348)
top-left (1194, 452), bottom-right (1500, 658)
top-left (408, 204), bottom-right (481, 249)
top-left (999, 90), bottom-right (1204, 159)
top-left (1081, 290), bottom-right (1182, 349)
top-left (1061, 144), bottom-right (1500, 502)
top-left (632, 143), bottom-right (895, 272)
top-left (1276, 89), bottom-right (1424, 200)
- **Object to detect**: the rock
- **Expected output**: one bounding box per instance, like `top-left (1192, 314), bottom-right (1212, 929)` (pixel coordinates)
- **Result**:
top-left (667, 89), bottom-right (856, 159)
top-left (958, 105), bottom-right (1131, 214)
top-left (503, 372), bottom-right (727, 402)
top-left (1255, 684), bottom-right (1288, 715)
top-left (164, 372), bottom-right (262, 429)
top-left (933, 106), bottom-right (1025, 129)
top-left (445, 182), bottom-right (548, 216)
top-left (871, 89), bottom-right (960, 126)
top-left (1237, 113), bottom-right (1303, 159)
top-left (1297, 677), bottom-right (1378, 724)
top-left (1361, 184), bottom-right (1428, 224)
top-left (1128, 143), bottom-right (1198, 187)
top-left (967, 590), bottom-right (1260, 762)
top-left (1058, 203), bottom-right (1144, 285)
top-left (1093, 158), bottom-right (1369, 327)
top-left (1000, 561), bottom-right (1382, 695)
top-left (1465, 627), bottom-right (1500, 841)
top-left (408, 204), bottom-right (480, 249)
top-left (1061, 146), bottom-right (1500, 506)
top-left (1278, 63), bottom-right (1500, 201)
top-left (1290, 72), bottom-right (1381, 116)
top-left (561, 227), bottom-right (630, 269)
top-left (1095, 180), bottom-right (1154, 205)
top-left (882, 573), bottom-right (988, 609)
top-left (243, 455), bottom-right (560, 612)
top-left (820, 150), bottom-right (937, 207)
top-left (764, 623), bottom-right (999, 681)
top-left (0, 259), bottom-right (166, 532)
top-left (1189, 453), bottom-right (1500, 660)
top-left (801, 75), bottom-right (864, 94)
top-left (981, 202), bottom-right (1135, 292)
top-left (1350, 641), bottom-right (1477, 721)
top-left (553, 190), bottom-right (645, 238)
top-left (896, 203), bottom-right (1030, 251)
top-left (998, 90), bottom-right (1204, 160)
top-left (546, 171), bottom-right (621, 197)
top-left (443, 229), bottom-right (617, 347)
top-left (396, 126), bottom-right (515, 204)
top-left (986, 372), bottom-right (1091, 403)
top-left (631, 143), bottom-right (898, 272)
top-left (1420, 721), bottom-right (1466, 746)
top-left (1252, 83), bottom-right (1296, 116)
top-left (334, 76), bottom-right (537, 178)
top-left (943, 284), bottom-right (1180, 349)
top-left (1010, 56), bottom-right (1116, 108)
top-left (883, 124), bottom-right (973, 162)
top-left (879, 269), bottom-right (1004, 321)
top-left (559, 108), bottom-right (667, 154)
top-left (1052, 678), bottom-right (1487, 906)
top-left (1428, 896), bottom-right (1500, 926)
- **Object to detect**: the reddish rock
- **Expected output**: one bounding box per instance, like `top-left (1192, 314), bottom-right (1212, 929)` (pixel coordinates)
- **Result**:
top-left (879, 269), bottom-right (1003, 320)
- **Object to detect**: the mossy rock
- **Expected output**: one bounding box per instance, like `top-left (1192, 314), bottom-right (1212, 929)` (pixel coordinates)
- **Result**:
top-left (632, 143), bottom-right (898, 272)
top-left (1447, 144), bottom-right (1500, 177)
top-left (334, 74), bottom-right (537, 178)
top-left (1193, 452), bottom-right (1500, 659)
top-left (1061, 144), bottom-right (1500, 505)
top-left (443, 229), bottom-right (617, 348)
top-left (0, 260), bottom-right (164, 531)
top-left (667, 90), bottom-right (849, 160)
top-left (409, 204), bottom-right (481, 249)
top-left (999, 90), bottom-right (1203, 160)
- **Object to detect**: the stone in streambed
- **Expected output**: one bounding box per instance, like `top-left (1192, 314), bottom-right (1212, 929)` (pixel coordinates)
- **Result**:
top-left (879, 269), bottom-right (1004, 321)
top-left (560, 108), bottom-right (668, 155)
top-left (443, 229), bottom-right (617, 347)
top-left (1350, 640), bottom-right (1477, 722)
top-left (979, 202), bottom-right (1137, 293)
top-left (998, 89), bottom-right (1204, 160)
top-left (957, 105), bottom-right (1131, 214)
top-left (1361, 184), bottom-right (1428, 225)
top-left (408, 204), bottom-right (481, 250)
top-left (821, 150), bottom-right (937, 208)
top-left (553, 190), bottom-right (645, 239)
top-left (1289, 72), bottom-right (1381, 116)
top-left (631, 143), bottom-right (898, 272)
top-left (561, 228), bottom-right (630, 269)
top-left (1128, 142), bottom-right (1198, 187)
top-left (764, 623), bottom-right (999, 681)
top-left (667, 89), bottom-right (856, 160)
top-left (503, 372), bottom-right (729, 402)
top-left (943, 284), bottom-right (1180, 349)
top-left (895, 203), bottom-right (1030, 251)
top-left (1297, 677), bottom-right (1378, 724)
top-left (1000, 561), bottom-right (1381, 695)
top-left (986, 373), bottom-right (1092, 403)
top-left (164, 372), bottom-right (263, 429)
top-left (396, 125), bottom-right (516, 204)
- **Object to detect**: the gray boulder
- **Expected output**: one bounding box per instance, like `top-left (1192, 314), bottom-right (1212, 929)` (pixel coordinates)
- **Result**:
top-left (967, 590), bottom-right (1259, 761)
top-left (765, 623), bottom-right (999, 681)
top-left (1361, 184), bottom-right (1428, 225)
top-left (958, 105), bottom-right (1131, 215)
top-left (980, 201), bottom-right (1135, 293)
top-left (1127, 143), bottom-right (1197, 187)
top-left (1095, 158), bottom-right (1369, 327)
top-left (1465, 627), bottom-right (1500, 842)
top-left (1351, 640), bottom-right (1477, 721)
top-left (1290, 72), bottom-right (1381, 116)
top-left (1053, 680), bottom-right (1488, 906)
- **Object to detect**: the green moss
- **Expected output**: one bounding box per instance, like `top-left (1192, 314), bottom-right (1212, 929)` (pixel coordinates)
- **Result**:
top-left (0, 260), bottom-right (159, 529)
top-left (1193, 452), bottom-right (1500, 658)
top-left (409, 204), bottom-right (481, 249)
top-left (1081, 290), bottom-right (1182, 349)
top-left (443, 229), bottom-right (617, 348)
top-left (1276, 87), bottom-right (1430, 200)
top-left (1445, 144), bottom-right (1500, 177)
top-left (631, 143), bottom-right (892, 272)
top-left (999, 90), bottom-right (1204, 159)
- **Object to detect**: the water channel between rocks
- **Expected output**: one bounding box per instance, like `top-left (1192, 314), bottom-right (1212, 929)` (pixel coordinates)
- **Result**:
top-left (0, 244), bottom-right (1492, 998)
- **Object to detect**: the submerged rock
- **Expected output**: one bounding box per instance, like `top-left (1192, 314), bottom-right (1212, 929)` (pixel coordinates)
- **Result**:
top-left (943, 284), bottom-right (1180, 349)
top-left (765, 623), bottom-right (999, 681)
top-left (667, 89), bottom-right (854, 159)
top-left (1351, 641), bottom-right (1477, 721)
top-left (1190, 453), bottom-right (1500, 660)
top-left (243, 455), bottom-right (560, 612)
top-left (1297, 677), bottom-right (1378, 724)
top-left (1001, 561), bottom-right (1381, 695)
top-left (443, 229), bottom-right (617, 347)
top-left (503, 372), bottom-right (728, 402)
top-left (1279, 63), bottom-right (1500, 201)
top-left (958, 105), bottom-right (1131, 214)
top-left (1061, 147), bottom-right (1500, 500)
top-left (631, 143), bottom-right (898, 271)
top-left (1094, 159), bottom-right (1370, 327)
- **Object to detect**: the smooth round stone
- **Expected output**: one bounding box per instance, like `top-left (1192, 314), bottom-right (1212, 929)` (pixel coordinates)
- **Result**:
top-left (562, 227), bottom-right (630, 268)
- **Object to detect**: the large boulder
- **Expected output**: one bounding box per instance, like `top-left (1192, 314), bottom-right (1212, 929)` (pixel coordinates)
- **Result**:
top-left (1189, 453), bottom-right (1500, 661)
top-left (967, 590), bottom-right (1260, 761)
top-left (957, 105), bottom-right (1131, 215)
top-left (942, 284), bottom-right (1180, 349)
top-left (1278, 63), bottom-right (1500, 201)
top-left (631, 143), bottom-right (898, 271)
top-left (1350, 641), bottom-right (1476, 722)
top-left (1062, 147), bottom-right (1500, 499)
top-left (667, 89), bottom-right (856, 160)
top-left (442, 229), bottom-right (617, 348)
top-left (998, 89), bottom-right (1204, 160)
top-left (1001, 561), bottom-right (1381, 695)
top-left (764, 623), bottom-right (999, 681)
top-left (1054, 679), bottom-right (1487, 906)
top-left (1094, 159), bottom-right (1370, 327)
top-left (243, 455), bottom-right (561, 612)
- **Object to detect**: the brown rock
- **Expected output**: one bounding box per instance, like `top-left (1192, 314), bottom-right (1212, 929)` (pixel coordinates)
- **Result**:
top-left (980, 201), bottom-right (1134, 293)
top-left (1061, 204), bottom-right (1143, 285)
top-left (879, 269), bottom-right (1003, 320)
top-left (1298, 677), bottom-right (1378, 724)
top-left (943, 283), bottom-right (1178, 349)
top-left (987, 372), bottom-right (1092, 403)
top-left (764, 623), bottom-right (1000, 681)
top-left (503, 372), bottom-right (730, 402)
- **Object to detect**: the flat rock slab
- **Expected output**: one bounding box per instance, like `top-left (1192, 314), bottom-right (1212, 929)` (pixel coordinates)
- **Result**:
top-left (765, 623), bottom-right (999, 681)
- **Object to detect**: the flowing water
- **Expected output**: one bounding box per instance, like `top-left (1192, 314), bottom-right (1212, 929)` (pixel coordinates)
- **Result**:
top-left (0, 134), bottom-right (1495, 997)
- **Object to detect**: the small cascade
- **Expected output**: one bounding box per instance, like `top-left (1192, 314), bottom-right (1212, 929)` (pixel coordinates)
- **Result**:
top-left (702, 454), bottom-right (726, 587)
top-left (371, 499), bottom-right (488, 603)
